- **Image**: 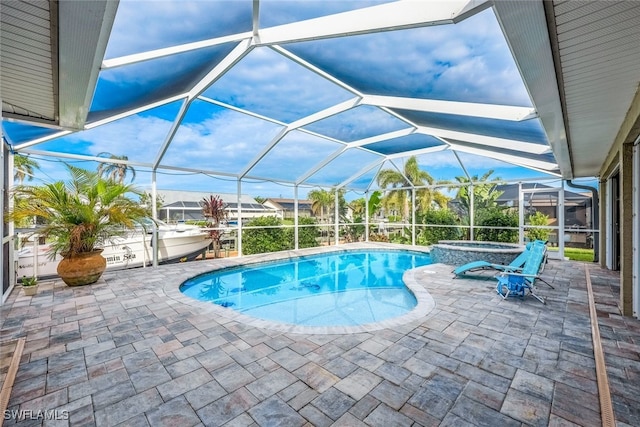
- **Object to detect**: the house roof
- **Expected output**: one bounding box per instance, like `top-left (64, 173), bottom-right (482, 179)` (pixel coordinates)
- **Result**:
top-left (157, 189), bottom-right (259, 205)
top-left (265, 198), bottom-right (313, 211)
top-left (495, 183), bottom-right (590, 202)
top-left (161, 200), bottom-right (271, 211)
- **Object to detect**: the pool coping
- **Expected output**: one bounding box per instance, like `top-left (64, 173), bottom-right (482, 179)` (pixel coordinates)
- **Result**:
top-left (161, 242), bottom-right (438, 334)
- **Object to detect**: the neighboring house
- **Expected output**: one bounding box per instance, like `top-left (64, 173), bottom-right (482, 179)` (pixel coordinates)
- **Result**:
top-left (494, 183), bottom-right (592, 228)
top-left (263, 198), bottom-right (313, 220)
top-left (156, 190), bottom-right (277, 223)
top-left (495, 183), bottom-right (593, 248)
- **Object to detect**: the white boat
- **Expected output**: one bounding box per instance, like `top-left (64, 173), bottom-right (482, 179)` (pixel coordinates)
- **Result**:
top-left (17, 221), bottom-right (213, 279)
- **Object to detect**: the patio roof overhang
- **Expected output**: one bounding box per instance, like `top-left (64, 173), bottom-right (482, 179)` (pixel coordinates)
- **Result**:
top-left (2, 1), bottom-right (639, 190)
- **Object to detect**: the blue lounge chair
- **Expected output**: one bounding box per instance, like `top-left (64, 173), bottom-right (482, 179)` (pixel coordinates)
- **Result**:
top-left (452, 242), bottom-right (535, 278)
top-left (495, 240), bottom-right (549, 304)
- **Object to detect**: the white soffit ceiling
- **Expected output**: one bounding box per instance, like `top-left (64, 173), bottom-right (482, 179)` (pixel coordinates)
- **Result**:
top-left (492, 0), bottom-right (571, 178)
top-left (1, 0), bottom-right (56, 123)
top-left (550, 0), bottom-right (640, 177)
top-left (1, 0), bottom-right (118, 129)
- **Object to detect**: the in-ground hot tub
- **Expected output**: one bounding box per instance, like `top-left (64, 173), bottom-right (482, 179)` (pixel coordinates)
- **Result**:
top-left (430, 240), bottom-right (525, 266)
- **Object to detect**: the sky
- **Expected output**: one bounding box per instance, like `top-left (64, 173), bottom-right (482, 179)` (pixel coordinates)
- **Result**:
top-left (4, 0), bottom-right (594, 200)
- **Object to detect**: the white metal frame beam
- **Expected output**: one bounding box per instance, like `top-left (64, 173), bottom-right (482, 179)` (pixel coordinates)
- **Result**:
top-left (417, 126), bottom-right (550, 155)
top-left (154, 41), bottom-right (252, 170)
top-left (258, 0), bottom-right (490, 45)
top-left (287, 97), bottom-right (361, 130)
top-left (447, 142), bottom-right (558, 172)
top-left (21, 149), bottom-right (152, 170)
top-left (188, 40), bottom-right (253, 100)
top-left (337, 158), bottom-right (386, 190)
top-left (84, 94), bottom-right (189, 130)
top-left (347, 128), bottom-right (416, 149)
top-left (271, 46), bottom-right (364, 96)
top-left (295, 146), bottom-right (349, 185)
top-left (152, 100), bottom-right (189, 170)
top-left (240, 127), bottom-right (289, 179)
top-left (101, 33), bottom-right (253, 69)
top-left (361, 95), bottom-right (538, 121)
top-left (13, 131), bottom-right (73, 151)
top-left (385, 145), bottom-right (449, 161)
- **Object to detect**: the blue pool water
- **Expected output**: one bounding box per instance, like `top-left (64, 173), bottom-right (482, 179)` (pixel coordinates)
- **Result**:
top-left (180, 250), bottom-right (432, 326)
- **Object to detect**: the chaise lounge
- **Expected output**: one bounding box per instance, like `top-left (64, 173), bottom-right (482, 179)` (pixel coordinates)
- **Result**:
top-left (495, 240), bottom-right (549, 303)
top-left (452, 241), bottom-right (537, 278)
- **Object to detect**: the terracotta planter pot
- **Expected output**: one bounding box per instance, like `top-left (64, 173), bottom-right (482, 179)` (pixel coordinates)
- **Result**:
top-left (57, 250), bottom-right (107, 286)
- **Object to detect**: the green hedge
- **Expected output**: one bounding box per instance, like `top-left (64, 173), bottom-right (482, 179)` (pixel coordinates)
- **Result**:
top-left (242, 216), bottom-right (320, 254)
top-left (475, 207), bottom-right (518, 243)
top-left (416, 208), bottom-right (461, 245)
top-left (297, 217), bottom-right (321, 249)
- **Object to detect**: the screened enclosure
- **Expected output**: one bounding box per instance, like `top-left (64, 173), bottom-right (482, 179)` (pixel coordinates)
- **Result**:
top-left (2, 1), bottom-right (601, 271)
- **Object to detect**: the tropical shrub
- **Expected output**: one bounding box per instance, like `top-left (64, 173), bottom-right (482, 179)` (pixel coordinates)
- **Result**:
top-left (292, 217), bottom-right (320, 249)
top-left (369, 232), bottom-right (389, 242)
top-left (243, 216), bottom-right (320, 254)
top-left (417, 208), bottom-right (461, 244)
top-left (526, 211), bottom-right (551, 242)
top-left (341, 216), bottom-right (365, 243)
top-left (6, 165), bottom-right (147, 258)
top-left (242, 216), bottom-right (288, 255)
top-left (389, 227), bottom-right (411, 244)
top-left (475, 207), bottom-right (518, 242)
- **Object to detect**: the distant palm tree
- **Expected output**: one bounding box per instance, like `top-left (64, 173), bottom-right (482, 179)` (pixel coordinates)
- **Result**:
top-left (96, 152), bottom-right (136, 183)
top-left (350, 198), bottom-right (366, 218)
top-left (308, 189), bottom-right (333, 222)
top-left (377, 156), bottom-right (448, 220)
top-left (13, 154), bottom-right (39, 184)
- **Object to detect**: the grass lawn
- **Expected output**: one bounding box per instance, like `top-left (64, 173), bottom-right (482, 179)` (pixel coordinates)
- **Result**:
top-left (548, 246), bottom-right (595, 262)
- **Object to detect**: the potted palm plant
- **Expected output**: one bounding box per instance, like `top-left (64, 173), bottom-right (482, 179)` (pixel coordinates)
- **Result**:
top-left (6, 165), bottom-right (148, 286)
top-left (21, 276), bottom-right (38, 296)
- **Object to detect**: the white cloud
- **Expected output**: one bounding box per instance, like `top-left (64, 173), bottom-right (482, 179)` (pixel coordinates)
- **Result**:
top-left (64, 115), bottom-right (175, 162)
top-left (161, 109), bottom-right (284, 173)
top-left (105, 0), bottom-right (251, 58)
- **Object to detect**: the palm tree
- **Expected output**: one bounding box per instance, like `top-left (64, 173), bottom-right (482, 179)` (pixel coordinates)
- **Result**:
top-left (13, 154), bottom-right (39, 184)
top-left (376, 156), bottom-right (447, 220)
top-left (309, 188), bottom-right (339, 245)
top-left (308, 189), bottom-right (333, 223)
top-left (453, 169), bottom-right (503, 221)
top-left (96, 152), bottom-right (136, 183)
top-left (350, 198), bottom-right (366, 218)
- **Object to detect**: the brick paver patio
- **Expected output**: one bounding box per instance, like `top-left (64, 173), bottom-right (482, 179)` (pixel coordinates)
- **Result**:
top-left (1, 243), bottom-right (639, 426)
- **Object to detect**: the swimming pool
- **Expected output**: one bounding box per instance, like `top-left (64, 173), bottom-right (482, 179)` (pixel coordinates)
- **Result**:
top-left (180, 249), bottom-right (432, 327)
